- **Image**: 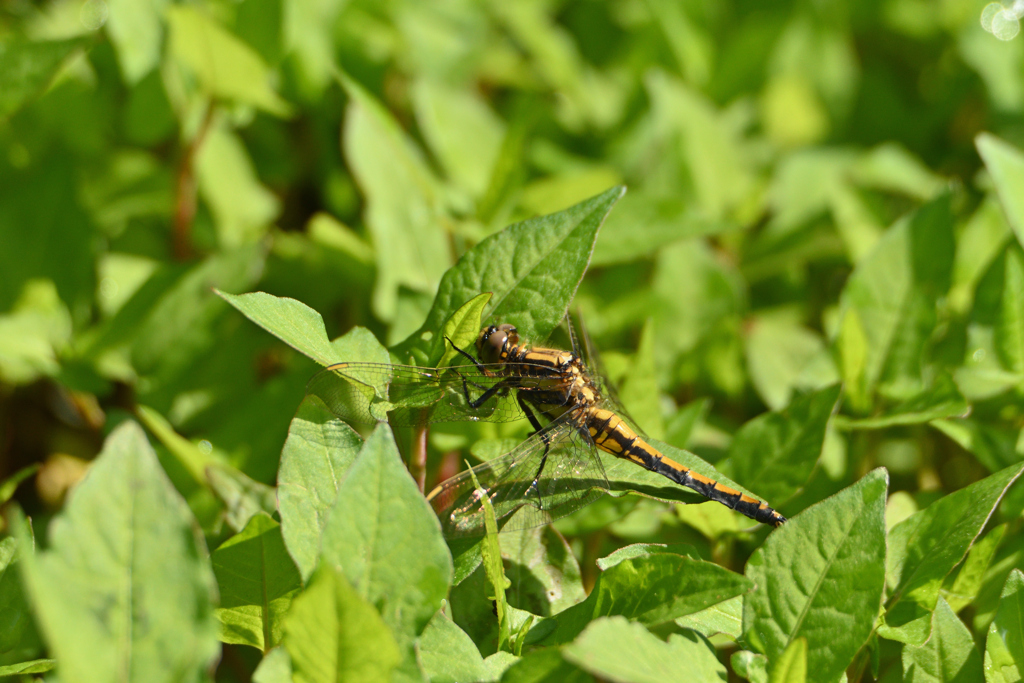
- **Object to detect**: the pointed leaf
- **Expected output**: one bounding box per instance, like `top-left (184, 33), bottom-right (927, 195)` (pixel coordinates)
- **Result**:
top-left (341, 73), bottom-right (448, 322)
top-left (167, 5), bottom-right (290, 115)
top-left (887, 462), bottom-right (1024, 612)
top-left (540, 552), bottom-right (752, 645)
top-left (562, 616), bottom-right (728, 682)
top-left (730, 384), bottom-right (841, 505)
top-left (994, 246), bottom-right (1024, 377)
top-left (836, 195), bottom-right (954, 403)
top-left (0, 37), bottom-right (92, 119)
top-left (743, 469), bottom-right (888, 683)
top-left (283, 565), bottom-right (401, 683)
top-left (319, 425), bottom-right (453, 657)
top-left (902, 598), bottom-right (983, 683)
top-left (15, 422), bottom-right (219, 683)
top-left (0, 536), bottom-right (36, 656)
top-left (419, 612), bottom-right (490, 683)
top-left (217, 290), bottom-right (349, 368)
top-left (278, 395), bottom-right (364, 581)
top-left (984, 569), bottom-right (1024, 683)
top-left (977, 134), bottom-right (1024, 248)
top-left (0, 659), bottom-right (55, 676)
top-left (676, 595), bottom-right (744, 639)
top-left (392, 186), bottom-right (625, 364)
top-left (770, 638), bottom-right (808, 683)
top-left (212, 513), bottom-right (303, 651)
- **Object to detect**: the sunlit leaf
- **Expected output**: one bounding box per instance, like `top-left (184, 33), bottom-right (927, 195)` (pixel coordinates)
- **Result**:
top-left (212, 513), bottom-right (302, 651)
top-left (562, 617), bottom-right (728, 682)
top-left (283, 564), bottom-right (401, 683)
top-left (902, 598), bottom-right (983, 682)
top-left (743, 470), bottom-right (887, 683)
top-left (13, 422), bottom-right (219, 683)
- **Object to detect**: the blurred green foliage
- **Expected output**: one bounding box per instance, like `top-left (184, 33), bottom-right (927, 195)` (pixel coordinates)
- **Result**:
top-left (3, 0), bottom-right (1024, 680)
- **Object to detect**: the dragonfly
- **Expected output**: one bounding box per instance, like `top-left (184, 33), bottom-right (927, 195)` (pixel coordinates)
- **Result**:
top-left (306, 318), bottom-right (786, 537)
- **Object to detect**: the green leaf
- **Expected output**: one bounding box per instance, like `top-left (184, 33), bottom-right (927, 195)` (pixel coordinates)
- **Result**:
top-left (419, 611), bottom-right (491, 683)
top-left (591, 192), bottom-right (732, 267)
top-left (538, 552), bottom-right (752, 645)
top-left (212, 513), bottom-right (302, 651)
top-left (106, 0), bottom-right (165, 83)
top-left (277, 395), bottom-right (364, 581)
top-left (0, 36), bottom-right (92, 119)
top-left (0, 279), bottom-right (72, 384)
top-left (943, 524), bottom-right (1005, 613)
top-left (318, 425), bottom-right (453, 662)
top-left (977, 133), bottom-right (1024, 248)
top-left (252, 646), bottom-right (292, 683)
top-left (475, 463), bottom-right (512, 653)
top-left (730, 384), bottom-right (841, 505)
top-left (745, 313), bottom-right (832, 411)
top-left (391, 186), bottom-right (626, 364)
top-left (902, 598), bottom-right (983, 682)
top-left (675, 595), bottom-right (744, 639)
top-left (502, 527), bottom-right (587, 617)
top-left (769, 638), bottom-right (808, 683)
top-left (743, 469), bottom-right (888, 683)
top-left (836, 195), bottom-right (955, 405)
top-left (732, 650), bottom-right (769, 683)
top-left (851, 143), bottom-right (946, 201)
top-left (205, 462), bottom-right (279, 533)
top-left (282, 564), bottom-right (401, 683)
top-left (411, 79), bottom-right (505, 198)
top-left (217, 290), bottom-right (350, 368)
top-left (0, 464), bottom-right (38, 505)
top-left (436, 292), bottom-right (492, 368)
top-left (0, 536), bottom-right (37, 657)
top-left (129, 246), bottom-right (266, 377)
top-left (196, 127), bottom-right (280, 248)
top-left (500, 647), bottom-right (589, 683)
top-left (664, 398), bottom-right (710, 449)
top-left (0, 659), bottom-right (56, 676)
top-left (984, 569), bottom-right (1024, 683)
top-left (617, 317), bottom-right (664, 439)
top-left (135, 403), bottom-right (213, 484)
top-left (645, 71), bottom-right (754, 221)
top-left (14, 422), bottom-right (219, 683)
top-left (340, 73), bottom-right (449, 323)
top-left (930, 418), bottom-right (1023, 474)
top-left (994, 246), bottom-right (1024, 377)
top-left (887, 462), bottom-right (1024, 614)
top-left (166, 5), bottom-right (290, 115)
top-left (951, 198), bottom-right (1012, 314)
top-left (834, 374), bottom-right (969, 430)
top-left (562, 616), bottom-right (728, 682)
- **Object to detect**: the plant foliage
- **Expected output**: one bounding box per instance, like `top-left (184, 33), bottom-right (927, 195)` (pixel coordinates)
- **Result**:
top-left (2, 0), bottom-right (1024, 681)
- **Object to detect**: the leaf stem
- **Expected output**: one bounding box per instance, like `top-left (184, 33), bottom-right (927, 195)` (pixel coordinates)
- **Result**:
top-left (172, 102), bottom-right (215, 260)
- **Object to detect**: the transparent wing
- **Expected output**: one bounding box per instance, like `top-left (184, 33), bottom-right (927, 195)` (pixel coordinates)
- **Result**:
top-left (426, 414), bottom-right (610, 538)
top-left (305, 361), bottom-right (563, 427)
top-left (574, 312), bottom-right (649, 439)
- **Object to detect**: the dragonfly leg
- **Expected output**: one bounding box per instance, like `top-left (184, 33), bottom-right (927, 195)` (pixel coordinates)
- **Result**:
top-left (516, 394), bottom-right (556, 510)
top-left (445, 336), bottom-right (489, 373)
top-left (461, 376), bottom-right (513, 409)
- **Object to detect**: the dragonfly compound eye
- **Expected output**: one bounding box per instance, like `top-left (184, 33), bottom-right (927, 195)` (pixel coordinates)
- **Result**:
top-left (477, 324), bottom-right (518, 363)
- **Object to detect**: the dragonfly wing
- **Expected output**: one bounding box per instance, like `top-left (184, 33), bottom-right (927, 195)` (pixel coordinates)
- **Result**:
top-left (426, 415), bottom-right (609, 538)
top-left (305, 362), bottom-right (533, 426)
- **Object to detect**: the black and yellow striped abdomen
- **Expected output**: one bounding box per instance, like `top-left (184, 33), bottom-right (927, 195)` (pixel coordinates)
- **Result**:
top-left (585, 408), bottom-right (787, 528)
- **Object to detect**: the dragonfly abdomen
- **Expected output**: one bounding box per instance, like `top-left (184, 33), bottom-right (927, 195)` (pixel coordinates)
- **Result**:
top-left (585, 407), bottom-right (787, 528)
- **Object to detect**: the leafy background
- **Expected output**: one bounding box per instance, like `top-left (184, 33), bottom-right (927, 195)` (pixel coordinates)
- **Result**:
top-left (2, 0), bottom-right (1024, 681)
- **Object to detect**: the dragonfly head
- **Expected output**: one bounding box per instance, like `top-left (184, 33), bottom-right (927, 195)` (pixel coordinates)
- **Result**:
top-left (477, 324), bottom-right (518, 363)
